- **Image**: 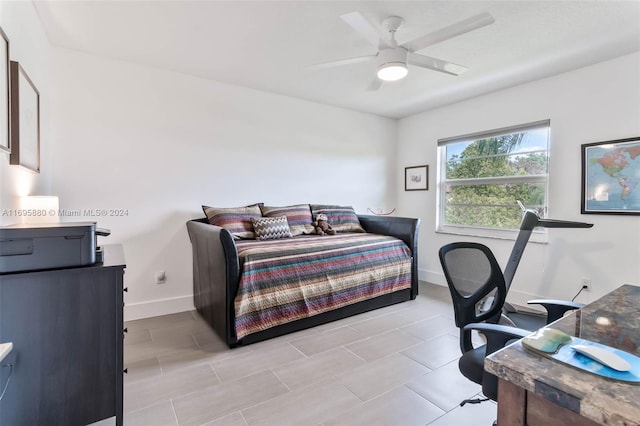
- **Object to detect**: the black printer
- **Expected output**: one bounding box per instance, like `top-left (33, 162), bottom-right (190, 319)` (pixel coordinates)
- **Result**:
top-left (0, 222), bottom-right (110, 273)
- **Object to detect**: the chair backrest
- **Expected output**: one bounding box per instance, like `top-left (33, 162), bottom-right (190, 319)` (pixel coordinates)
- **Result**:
top-left (439, 242), bottom-right (507, 353)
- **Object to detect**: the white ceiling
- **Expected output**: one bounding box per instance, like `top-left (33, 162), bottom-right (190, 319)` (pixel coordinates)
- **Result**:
top-left (33, 0), bottom-right (640, 119)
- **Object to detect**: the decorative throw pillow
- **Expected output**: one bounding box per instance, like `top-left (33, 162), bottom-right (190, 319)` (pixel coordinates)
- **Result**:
top-left (251, 216), bottom-right (293, 240)
top-left (310, 204), bottom-right (365, 233)
top-left (202, 205), bottom-right (262, 239)
top-left (260, 204), bottom-right (314, 236)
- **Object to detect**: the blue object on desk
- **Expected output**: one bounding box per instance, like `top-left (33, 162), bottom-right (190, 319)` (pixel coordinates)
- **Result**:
top-left (552, 337), bottom-right (640, 383)
top-left (524, 331), bottom-right (640, 383)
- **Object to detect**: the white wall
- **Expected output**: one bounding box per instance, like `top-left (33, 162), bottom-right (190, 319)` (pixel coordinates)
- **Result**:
top-left (49, 48), bottom-right (397, 320)
top-left (397, 52), bottom-right (640, 306)
top-left (6, 3), bottom-right (638, 318)
top-left (0, 1), bottom-right (51, 224)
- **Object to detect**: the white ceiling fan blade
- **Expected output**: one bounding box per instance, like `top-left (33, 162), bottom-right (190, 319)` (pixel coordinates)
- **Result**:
top-left (308, 55), bottom-right (376, 70)
top-left (402, 12), bottom-right (495, 53)
top-left (408, 53), bottom-right (468, 76)
top-left (340, 11), bottom-right (391, 49)
top-left (367, 78), bottom-right (383, 91)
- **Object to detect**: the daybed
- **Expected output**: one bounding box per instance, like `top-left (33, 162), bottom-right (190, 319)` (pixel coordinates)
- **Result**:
top-left (187, 205), bottom-right (419, 347)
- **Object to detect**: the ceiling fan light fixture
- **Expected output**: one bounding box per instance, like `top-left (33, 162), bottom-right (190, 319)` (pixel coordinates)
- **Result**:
top-left (377, 63), bottom-right (408, 81)
top-left (377, 47), bottom-right (408, 81)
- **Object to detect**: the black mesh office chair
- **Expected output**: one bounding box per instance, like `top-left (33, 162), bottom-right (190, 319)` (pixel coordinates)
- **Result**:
top-left (439, 209), bottom-right (591, 408)
top-left (439, 242), bottom-right (531, 404)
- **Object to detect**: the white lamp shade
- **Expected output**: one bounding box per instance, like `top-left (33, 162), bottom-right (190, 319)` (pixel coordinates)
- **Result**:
top-left (21, 196), bottom-right (60, 223)
top-left (377, 63), bottom-right (408, 81)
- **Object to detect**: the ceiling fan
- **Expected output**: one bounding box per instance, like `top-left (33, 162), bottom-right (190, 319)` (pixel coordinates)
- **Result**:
top-left (311, 11), bottom-right (495, 90)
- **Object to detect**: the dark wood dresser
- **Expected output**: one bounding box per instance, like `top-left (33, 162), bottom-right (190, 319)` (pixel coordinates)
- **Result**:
top-left (0, 244), bottom-right (126, 425)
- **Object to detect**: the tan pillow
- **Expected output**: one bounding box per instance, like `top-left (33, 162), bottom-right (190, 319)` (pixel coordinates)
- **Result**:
top-left (202, 205), bottom-right (262, 239)
top-left (260, 204), bottom-right (314, 236)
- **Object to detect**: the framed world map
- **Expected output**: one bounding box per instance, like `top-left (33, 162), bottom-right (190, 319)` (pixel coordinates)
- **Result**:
top-left (581, 137), bottom-right (640, 215)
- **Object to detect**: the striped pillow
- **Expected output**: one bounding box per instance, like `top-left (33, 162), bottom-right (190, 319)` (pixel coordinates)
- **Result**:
top-left (202, 205), bottom-right (262, 239)
top-left (310, 204), bottom-right (365, 233)
top-left (251, 216), bottom-right (293, 240)
top-left (260, 204), bottom-right (314, 236)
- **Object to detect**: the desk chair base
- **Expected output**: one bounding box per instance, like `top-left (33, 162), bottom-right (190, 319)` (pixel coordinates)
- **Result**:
top-left (460, 396), bottom-right (490, 406)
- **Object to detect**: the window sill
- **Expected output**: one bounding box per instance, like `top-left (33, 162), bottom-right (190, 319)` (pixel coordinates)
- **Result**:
top-left (436, 225), bottom-right (548, 244)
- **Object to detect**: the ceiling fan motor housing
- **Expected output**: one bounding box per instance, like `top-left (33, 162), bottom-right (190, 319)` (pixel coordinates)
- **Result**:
top-left (378, 47), bottom-right (408, 68)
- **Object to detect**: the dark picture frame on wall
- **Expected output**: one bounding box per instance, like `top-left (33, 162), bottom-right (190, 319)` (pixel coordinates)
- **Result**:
top-left (0, 27), bottom-right (9, 154)
top-left (405, 165), bottom-right (428, 191)
top-left (9, 60), bottom-right (40, 173)
top-left (581, 136), bottom-right (640, 215)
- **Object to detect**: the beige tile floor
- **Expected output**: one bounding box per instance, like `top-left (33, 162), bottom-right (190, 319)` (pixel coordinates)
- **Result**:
top-left (123, 282), bottom-right (497, 426)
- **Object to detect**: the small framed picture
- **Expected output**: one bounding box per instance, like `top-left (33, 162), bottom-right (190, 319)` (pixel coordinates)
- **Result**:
top-left (9, 61), bottom-right (40, 173)
top-left (581, 137), bottom-right (640, 215)
top-left (405, 165), bottom-right (428, 191)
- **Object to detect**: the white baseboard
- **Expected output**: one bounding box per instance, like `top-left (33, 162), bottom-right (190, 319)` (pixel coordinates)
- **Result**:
top-left (502, 289), bottom-right (546, 313)
top-left (419, 268), bottom-right (446, 286)
top-left (124, 295), bottom-right (195, 321)
top-left (124, 267), bottom-right (549, 322)
top-left (419, 268), bottom-right (545, 313)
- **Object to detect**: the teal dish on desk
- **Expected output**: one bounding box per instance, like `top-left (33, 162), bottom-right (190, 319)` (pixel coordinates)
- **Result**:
top-left (522, 328), bottom-right (573, 354)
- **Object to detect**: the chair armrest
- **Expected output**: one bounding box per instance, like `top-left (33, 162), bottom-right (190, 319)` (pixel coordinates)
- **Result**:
top-left (463, 323), bottom-right (531, 355)
top-left (527, 299), bottom-right (585, 324)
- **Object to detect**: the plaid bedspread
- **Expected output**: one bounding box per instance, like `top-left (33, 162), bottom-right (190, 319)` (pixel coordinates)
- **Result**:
top-left (234, 233), bottom-right (412, 339)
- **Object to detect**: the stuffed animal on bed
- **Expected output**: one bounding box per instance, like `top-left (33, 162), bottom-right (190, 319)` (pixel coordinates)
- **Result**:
top-left (312, 213), bottom-right (336, 236)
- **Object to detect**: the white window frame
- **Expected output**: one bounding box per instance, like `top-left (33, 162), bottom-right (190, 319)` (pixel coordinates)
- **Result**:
top-left (436, 120), bottom-right (551, 242)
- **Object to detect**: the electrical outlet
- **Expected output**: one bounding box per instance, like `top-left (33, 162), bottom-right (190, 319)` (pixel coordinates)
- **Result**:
top-left (156, 270), bottom-right (166, 284)
top-left (581, 278), bottom-right (591, 291)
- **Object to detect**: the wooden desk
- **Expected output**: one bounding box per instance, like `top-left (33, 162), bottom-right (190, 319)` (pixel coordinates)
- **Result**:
top-left (485, 284), bottom-right (640, 426)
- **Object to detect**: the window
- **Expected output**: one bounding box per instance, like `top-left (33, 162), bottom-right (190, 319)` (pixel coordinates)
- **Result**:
top-left (437, 120), bottom-right (550, 239)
